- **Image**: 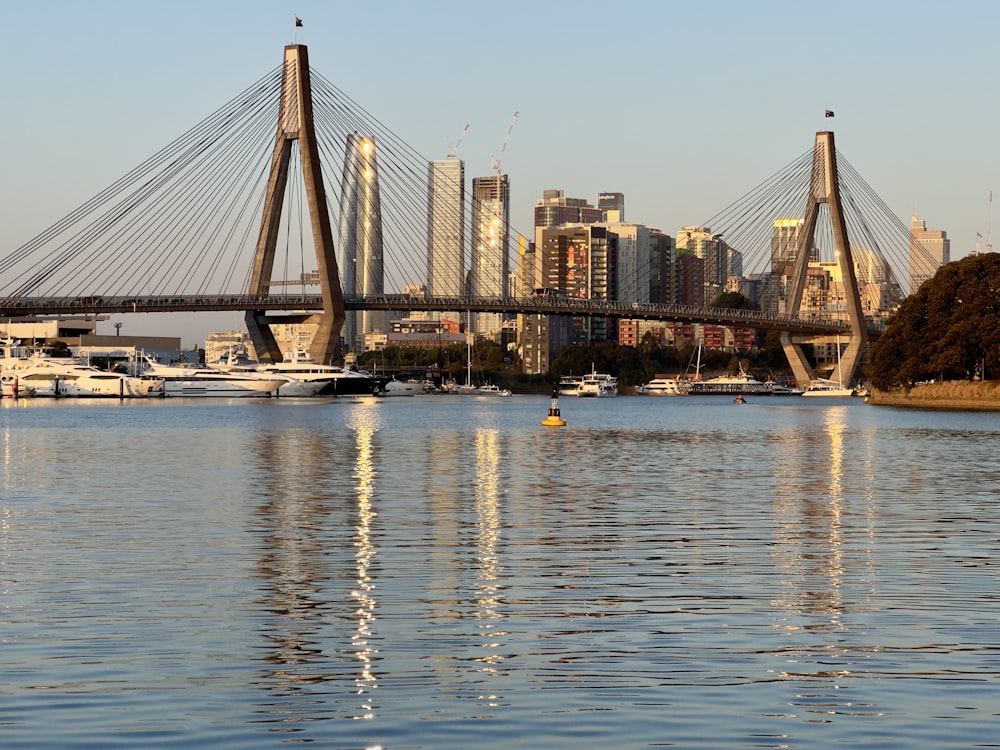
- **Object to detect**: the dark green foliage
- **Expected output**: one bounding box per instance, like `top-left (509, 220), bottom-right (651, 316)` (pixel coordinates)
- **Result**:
top-left (709, 291), bottom-right (759, 310)
top-left (869, 253), bottom-right (1000, 388)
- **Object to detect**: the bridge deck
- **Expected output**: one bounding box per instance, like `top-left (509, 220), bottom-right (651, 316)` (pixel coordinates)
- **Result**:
top-left (0, 294), bottom-right (852, 336)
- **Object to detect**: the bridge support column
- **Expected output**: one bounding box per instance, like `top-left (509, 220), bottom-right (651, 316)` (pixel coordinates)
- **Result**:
top-left (781, 131), bottom-right (868, 386)
top-left (246, 44), bottom-right (345, 364)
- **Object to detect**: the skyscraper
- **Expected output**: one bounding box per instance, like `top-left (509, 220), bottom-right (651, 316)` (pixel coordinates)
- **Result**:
top-left (909, 214), bottom-right (950, 292)
top-left (471, 174), bottom-right (510, 338)
top-left (427, 158), bottom-right (465, 298)
top-left (597, 192), bottom-right (625, 222)
top-left (338, 134), bottom-right (385, 351)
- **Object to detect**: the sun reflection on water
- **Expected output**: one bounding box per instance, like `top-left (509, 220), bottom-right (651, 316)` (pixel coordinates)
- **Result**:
top-left (345, 402), bottom-right (382, 719)
top-left (473, 426), bottom-right (504, 684)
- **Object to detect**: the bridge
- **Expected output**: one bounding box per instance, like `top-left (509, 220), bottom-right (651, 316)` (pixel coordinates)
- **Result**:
top-left (0, 293), bottom-right (849, 337)
top-left (0, 43), bottom-right (924, 385)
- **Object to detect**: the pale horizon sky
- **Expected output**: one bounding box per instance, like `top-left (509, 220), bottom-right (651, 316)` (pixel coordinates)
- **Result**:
top-left (2, 0), bottom-right (997, 347)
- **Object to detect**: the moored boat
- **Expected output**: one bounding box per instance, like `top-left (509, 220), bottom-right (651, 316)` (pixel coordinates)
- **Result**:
top-left (209, 345), bottom-right (382, 396)
top-left (140, 355), bottom-right (283, 397)
top-left (801, 379), bottom-right (858, 397)
top-left (1, 339), bottom-right (163, 398)
top-left (577, 366), bottom-right (618, 397)
top-left (637, 377), bottom-right (688, 396)
top-left (557, 375), bottom-right (584, 396)
top-left (687, 364), bottom-right (770, 396)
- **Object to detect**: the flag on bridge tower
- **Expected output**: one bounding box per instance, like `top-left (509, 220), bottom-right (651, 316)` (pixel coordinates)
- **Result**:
top-left (825, 109), bottom-right (835, 118)
top-left (295, 16), bottom-right (303, 27)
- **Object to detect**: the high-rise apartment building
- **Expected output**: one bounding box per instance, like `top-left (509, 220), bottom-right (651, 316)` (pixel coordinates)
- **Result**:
top-left (534, 189), bottom-right (604, 231)
top-left (597, 192), bottom-right (625, 222)
top-left (338, 134), bottom-right (386, 351)
top-left (539, 224), bottom-right (617, 344)
top-left (471, 174), bottom-right (510, 339)
top-left (520, 190), bottom-right (602, 372)
top-left (909, 214), bottom-right (950, 292)
top-left (604, 222), bottom-right (650, 305)
top-left (427, 158), bottom-right (465, 298)
top-left (675, 226), bottom-right (737, 303)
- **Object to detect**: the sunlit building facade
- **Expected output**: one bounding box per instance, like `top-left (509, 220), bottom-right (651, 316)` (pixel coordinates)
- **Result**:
top-left (338, 134), bottom-right (387, 351)
top-left (471, 174), bottom-right (510, 339)
top-left (909, 214), bottom-right (950, 293)
top-left (427, 158), bottom-right (465, 298)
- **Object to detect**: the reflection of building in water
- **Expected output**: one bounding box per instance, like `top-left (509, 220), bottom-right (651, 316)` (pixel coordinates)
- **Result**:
top-left (767, 406), bottom-right (878, 717)
top-left (421, 420), bottom-right (507, 703)
top-left (770, 408), bottom-right (848, 624)
top-left (248, 427), bottom-right (339, 727)
top-left (248, 401), bottom-right (384, 728)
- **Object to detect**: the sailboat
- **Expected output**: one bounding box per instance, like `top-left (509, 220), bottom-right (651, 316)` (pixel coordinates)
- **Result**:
top-left (448, 314), bottom-right (511, 396)
top-left (802, 335), bottom-right (856, 396)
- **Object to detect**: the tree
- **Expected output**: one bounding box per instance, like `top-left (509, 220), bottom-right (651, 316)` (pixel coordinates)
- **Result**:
top-left (709, 291), bottom-right (758, 311)
top-left (869, 253), bottom-right (1000, 388)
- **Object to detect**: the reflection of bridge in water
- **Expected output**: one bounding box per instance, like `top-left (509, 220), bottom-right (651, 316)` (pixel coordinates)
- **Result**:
top-left (0, 43), bottom-right (922, 385)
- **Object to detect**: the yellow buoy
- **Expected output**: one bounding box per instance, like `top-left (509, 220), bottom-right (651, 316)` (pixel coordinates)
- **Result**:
top-left (541, 386), bottom-right (566, 426)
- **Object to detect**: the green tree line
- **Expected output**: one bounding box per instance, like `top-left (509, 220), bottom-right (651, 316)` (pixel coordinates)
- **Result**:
top-left (869, 253), bottom-right (1000, 388)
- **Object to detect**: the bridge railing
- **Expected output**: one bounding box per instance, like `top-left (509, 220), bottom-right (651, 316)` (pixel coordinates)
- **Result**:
top-left (1, 292), bottom-right (856, 336)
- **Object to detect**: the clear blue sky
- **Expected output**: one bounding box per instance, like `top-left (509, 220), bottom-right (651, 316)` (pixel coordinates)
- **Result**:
top-left (1, 0), bottom-right (997, 345)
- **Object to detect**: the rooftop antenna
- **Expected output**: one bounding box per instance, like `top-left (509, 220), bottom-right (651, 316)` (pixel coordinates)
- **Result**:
top-left (447, 123), bottom-right (470, 158)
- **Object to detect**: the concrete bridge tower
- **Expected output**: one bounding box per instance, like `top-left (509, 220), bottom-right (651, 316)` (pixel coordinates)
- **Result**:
top-left (245, 44), bottom-right (345, 364)
top-left (780, 131), bottom-right (869, 387)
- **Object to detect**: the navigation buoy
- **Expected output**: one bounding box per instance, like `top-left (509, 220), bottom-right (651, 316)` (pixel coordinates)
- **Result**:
top-left (541, 386), bottom-right (566, 426)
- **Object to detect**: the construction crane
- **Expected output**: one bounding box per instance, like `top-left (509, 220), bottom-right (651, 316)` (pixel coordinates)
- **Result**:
top-left (490, 111), bottom-right (519, 178)
top-left (446, 123), bottom-right (470, 158)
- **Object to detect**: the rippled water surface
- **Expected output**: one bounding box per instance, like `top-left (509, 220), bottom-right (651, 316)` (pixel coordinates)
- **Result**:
top-left (2, 395), bottom-right (999, 748)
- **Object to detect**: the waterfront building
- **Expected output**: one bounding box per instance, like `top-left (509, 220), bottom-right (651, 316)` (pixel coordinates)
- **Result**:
top-left (471, 174), bottom-right (510, 339)
top-left (205, 331), bottom-right (257, 364)
top-left (338, 134), bottom-right (387, 351)
top-left (519, 190), bottom-right (603, 373)
top-left (539, 224), bottom-right (617, 345)
top-left (909, 214), bottom-right (950, 293)
top-left (73, 334), bottom-right (183, 368)
top-left (0, 316), bottom-right (103, 343)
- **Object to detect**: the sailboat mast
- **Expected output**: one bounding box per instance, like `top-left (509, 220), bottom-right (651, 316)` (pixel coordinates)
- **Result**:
top-left (465, 310), bottom-right (473, 388)
top-left (988, 190), bottom-right (993, 254)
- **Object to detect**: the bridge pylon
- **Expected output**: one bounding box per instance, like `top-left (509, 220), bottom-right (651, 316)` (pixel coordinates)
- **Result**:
top-left (245, 44), bottom-right (345, 364)
top-left (779, 131), bottom-right (869, 387)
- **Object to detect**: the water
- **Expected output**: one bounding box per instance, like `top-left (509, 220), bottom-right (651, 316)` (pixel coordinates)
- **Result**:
top-left (2, 394), bottom-right (999, 748)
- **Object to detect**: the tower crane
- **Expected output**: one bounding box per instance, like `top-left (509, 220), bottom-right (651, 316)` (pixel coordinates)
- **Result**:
top-left (447, 123), bottom-right (470, 158)
top-left (491, 111), bottom-right (519, 178)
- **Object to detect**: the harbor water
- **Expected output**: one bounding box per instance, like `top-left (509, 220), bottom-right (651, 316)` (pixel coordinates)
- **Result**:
top-left (2, 394), bottom-right (999, 748)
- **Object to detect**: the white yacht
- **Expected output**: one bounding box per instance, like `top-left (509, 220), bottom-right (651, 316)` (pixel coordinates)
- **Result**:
top-left (207, 347), bottom-right (323, 397)
top-left (637, 377), bottom-right (688, 396)
top-left (476, 383), bottom-right (512, 397)
top-left (140, 355), bottom-right (284, 397)
top-left (382, 378), bottom-right (437, 396)
top-left (210, 345), bottom-right (382, 397)
top-left (577, 367), bottom-right (618, 397)
top-left (255, 359), bottom-right (383, 396)
top-left (801, 378), bottom-right (858, 397)
top-left (686, 364), bottom-right (771, 396)
top-left (557, 375), bottom-right (584, 397)
top-left (0, 340), bottom-right (163, 398)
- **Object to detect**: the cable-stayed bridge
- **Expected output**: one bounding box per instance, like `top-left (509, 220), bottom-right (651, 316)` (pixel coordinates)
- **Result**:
top-left (0, 43), bottom-right (924, 384)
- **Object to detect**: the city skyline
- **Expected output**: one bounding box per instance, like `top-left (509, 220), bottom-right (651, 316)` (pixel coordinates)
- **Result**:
top-left (1, 0), bottom-right (996, 346)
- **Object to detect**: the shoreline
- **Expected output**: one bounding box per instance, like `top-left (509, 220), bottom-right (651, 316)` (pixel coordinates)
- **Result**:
top-left (866, 381), bottom-right (1000, 411)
